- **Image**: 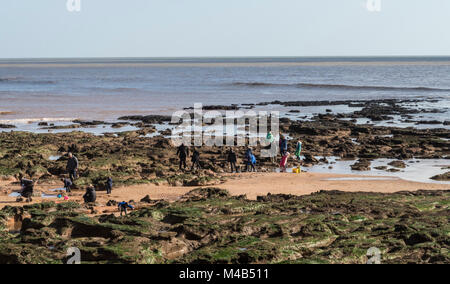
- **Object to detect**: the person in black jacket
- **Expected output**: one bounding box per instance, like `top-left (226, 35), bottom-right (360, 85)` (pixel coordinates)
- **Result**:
top-left (279, 135), bottom-right (288, 157)
top-left (83, 185), bottom-right (96, 203)
top-left (20, 179), bottom-right (34, 202)
top-left (191, 148), bottom-right (201, 171)
top-left (106, 177), bottom-right (113, 195)
top-left (66, 152), bottom-right (79, 183)
top-left (227, 148), bottom-right (238, 173)
top-left (176, 144), bottom-right (189, 170)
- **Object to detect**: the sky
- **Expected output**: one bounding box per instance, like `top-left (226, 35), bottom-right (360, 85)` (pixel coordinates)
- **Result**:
top-left (1, 0), bottom-right (450, 58)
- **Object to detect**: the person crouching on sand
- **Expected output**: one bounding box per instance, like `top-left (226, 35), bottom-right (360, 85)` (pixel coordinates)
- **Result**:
top-left (280, 152), bottom-right (290, 172)
top-left (62, 178), bottom-right (72, 193)
top-left (83, 185), bottom-right (96, 203)
top-left (118, 201), bottom-right (134, 216)
top-left (19, 179), bottom-right (34, 202)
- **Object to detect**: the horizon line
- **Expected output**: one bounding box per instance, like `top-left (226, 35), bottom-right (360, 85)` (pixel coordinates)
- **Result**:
top-left (2, 55), bottom-right (450, 61)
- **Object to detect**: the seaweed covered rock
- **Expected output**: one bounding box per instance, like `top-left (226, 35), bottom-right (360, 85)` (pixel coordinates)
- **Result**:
top-left (0, 190), bottom-right (449, 264)
top-left (180, 187), bottom-right (231, 202)
top-left (431, 172), bottom-right (450, 181)
top-left (388, 160), bottom-right (407, 169)
top-left (351, 159), bottom-right (371, 171)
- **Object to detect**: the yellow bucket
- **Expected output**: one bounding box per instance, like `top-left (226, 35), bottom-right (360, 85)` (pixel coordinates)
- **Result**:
top-left (292, 167), bottom-right (301, 174)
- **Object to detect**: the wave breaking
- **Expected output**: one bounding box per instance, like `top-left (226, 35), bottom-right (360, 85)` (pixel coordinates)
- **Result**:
top-left (231, 82), bottom-right (450, 92)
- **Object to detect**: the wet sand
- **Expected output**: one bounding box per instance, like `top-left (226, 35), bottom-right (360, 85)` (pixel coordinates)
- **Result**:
top-left (1, 172), bottom-right (448, 213)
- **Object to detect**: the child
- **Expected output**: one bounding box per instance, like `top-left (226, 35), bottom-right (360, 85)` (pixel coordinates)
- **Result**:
top-left (280, 152), bottom-right (290, 173)
top-left (245, 148), bottom-right (256, 172)
top-left (251, 153), bottom-right (257, 172)
top-left (106, 177), bottom-right (113, 195)
top-left (118, 201), bottom-right (134, 216)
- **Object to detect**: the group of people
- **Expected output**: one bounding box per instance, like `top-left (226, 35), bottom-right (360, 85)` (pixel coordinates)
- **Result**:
top-left (176, 144), bottom-right (201, 171)
top-left (176, 143), bottom-right (256, 174)
top-left (279, 135), bottom-right (303, 172)
top-left (176, 133), bottom-right (302, 174)
top-left (80, 184), bottom-right (132, 216)
top-left (16, 134), bottom-right (302, 215)
top-left (17, 152), bottom-right (132, 215)
top-left (62, 152), bottom-right (113, 196)
top-left (64, 153), bottom-right (133, 215)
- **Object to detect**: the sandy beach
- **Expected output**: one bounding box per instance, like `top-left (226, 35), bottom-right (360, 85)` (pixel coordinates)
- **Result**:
top-left (1, 172), bottom-right (448, 214)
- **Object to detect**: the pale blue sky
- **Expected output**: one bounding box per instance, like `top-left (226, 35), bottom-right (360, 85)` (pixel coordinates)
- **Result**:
top-left (1, 0), bottom-right (449, 58)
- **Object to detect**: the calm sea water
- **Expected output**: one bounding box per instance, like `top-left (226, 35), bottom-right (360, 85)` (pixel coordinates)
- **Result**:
top-left (1, 57), bottom-right (450, 122)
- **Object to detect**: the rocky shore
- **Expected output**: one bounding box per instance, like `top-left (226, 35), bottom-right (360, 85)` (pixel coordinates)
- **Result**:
top-left (0, 97), bottom-right (448, 264)
top-left (0, 188), bottom-right (448, 264)
top-left (0, 99), bottom-right (448, 188)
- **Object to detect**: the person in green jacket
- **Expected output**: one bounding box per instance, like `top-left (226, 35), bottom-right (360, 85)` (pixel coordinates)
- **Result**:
top-left (294, 141), bottom-right (302, 162)
top-left (266, 131), bottom-right (277, 163)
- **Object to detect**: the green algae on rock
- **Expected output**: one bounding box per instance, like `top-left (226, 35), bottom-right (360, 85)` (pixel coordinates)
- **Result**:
top-left (0, 188), bottom-right (448, 264)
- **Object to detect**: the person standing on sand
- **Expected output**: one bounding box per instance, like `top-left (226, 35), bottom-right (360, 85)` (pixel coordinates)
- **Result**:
top-left (294, 141), bottom-right (302, 163)
top-left (280, 152), bottom-right (290, 172)
top-left (176, 144), bottom-right (189, 170)
top-left (191, 148), bottom-right (201, 171)
top-left (106, 177), bottom-right (113, 195)
top-left (66, 152), bottom-right (79, 183)
top-left (245, 148), bottom-right (256, 172)
top-left (227, 148), bottom-right (238, 173)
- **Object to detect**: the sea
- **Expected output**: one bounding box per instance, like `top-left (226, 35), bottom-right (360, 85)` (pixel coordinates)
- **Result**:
top-left (1, 57), bottom-right (450, 124)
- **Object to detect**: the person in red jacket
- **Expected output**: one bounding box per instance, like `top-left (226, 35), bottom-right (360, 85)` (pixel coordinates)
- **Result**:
top-left (280, 152), bottom-right (290, 172)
